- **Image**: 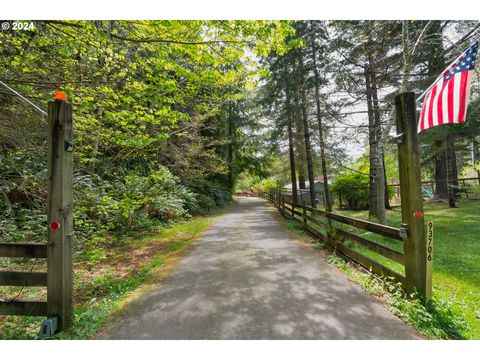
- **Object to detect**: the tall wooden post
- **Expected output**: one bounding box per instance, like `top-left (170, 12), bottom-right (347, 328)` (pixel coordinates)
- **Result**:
top-left (395, 92), bottom-right (430, 298)
top-left (47, 98), bottom-right (74, 331)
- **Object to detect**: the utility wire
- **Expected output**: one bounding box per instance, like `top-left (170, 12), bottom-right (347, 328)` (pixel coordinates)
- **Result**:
top-left (0, 81), bottom-right (48, 119)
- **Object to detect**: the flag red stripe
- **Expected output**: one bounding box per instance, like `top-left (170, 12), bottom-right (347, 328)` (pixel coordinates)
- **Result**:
top-left (419, 91), bottom-right (430, 132)
top-left (428, 84), bottom-right (437, 129)
top-left (457, 71), bottom-right (469, 123)
top-left (447, 76), bottom-right (455, 123)
top-left (436, 81), bottom-right (447, 125)
top-left (417, 41), bottom-right (477, 133)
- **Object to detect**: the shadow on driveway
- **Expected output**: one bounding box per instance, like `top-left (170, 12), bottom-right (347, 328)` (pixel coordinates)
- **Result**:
top-left (99, 197), bottom-right (419, 339)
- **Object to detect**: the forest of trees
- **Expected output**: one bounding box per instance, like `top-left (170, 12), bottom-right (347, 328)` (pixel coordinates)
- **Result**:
top-left (0, 21), bottom-right (295, 257)
top-left (1, 20), bottom-right (479, 255)
top-left (256, 20), bottom-right (480, 224)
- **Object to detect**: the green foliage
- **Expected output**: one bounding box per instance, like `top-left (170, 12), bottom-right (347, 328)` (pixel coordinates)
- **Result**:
top-left (330, 167), bottom-right (396, 210)
top-left (385, 285), bottom-right (468, 339)
top-left (188, 179), bottom-right (232, 214)
top-left (285, 219), bottom-right (305, 235)
top-left (0, 147), bottom-right (201, 256)
top-left (326, 253), bottom-right (349, 270)
top-left (0, 19), bottom-right (293, 245)
top-left (56, 262), bottom-right (161, 339)
top-left (235, 173), bottom-right (259, 191)
top-left (0, 150), bottom-right (47, 242)
top-left (330, 173), bottom-right (370, 210)
top-left (0, 209), bottom-right (227, 339)
top-left (325, 253), bottom-right (468, 339)
top-left (336, 199), bottom-right (480, 338)
top-left (71, 166), bottom-right (202, 261)
top-left (251, 177), bottom-right (280, 193)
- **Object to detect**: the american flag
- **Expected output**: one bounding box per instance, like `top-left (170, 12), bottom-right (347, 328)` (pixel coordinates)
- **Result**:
top-left (418, 40), bottom-right (478, 133)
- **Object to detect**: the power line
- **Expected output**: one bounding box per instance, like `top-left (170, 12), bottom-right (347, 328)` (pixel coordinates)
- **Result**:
top-left (0, 81), bottom-right (47, 118)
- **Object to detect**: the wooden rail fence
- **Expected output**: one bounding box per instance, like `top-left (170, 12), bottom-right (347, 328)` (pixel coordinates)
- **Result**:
top-left (262, 189), bottom-right (407, 287)
top-left (334, 176), bottom-right (480, 209)
top-left (1, 96), bottom-right (74, 333)
top-left (262, 93), bottom-right (431, 298)
top-left (0, 244), bottom-right (48, 316)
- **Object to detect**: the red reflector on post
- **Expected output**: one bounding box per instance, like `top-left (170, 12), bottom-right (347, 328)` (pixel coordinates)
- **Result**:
top-left (413, 211), bottom-right (424, 219)
top-left (49, 221), bottom-right (60, 231)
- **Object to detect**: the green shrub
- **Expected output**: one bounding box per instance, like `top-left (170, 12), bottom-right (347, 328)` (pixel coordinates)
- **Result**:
top-left (385, 284), bottom-right (469, 339)
top-left (0, 150), bottom-right (47, 244)
top-left (74, 167), bottom-right (197, 236)
top-left (331, 173), bottom-right (369, 210)
top-left (187, 179), bottom-right (231, 214)
top-left (0, 147), bottom-right (228, 260)
top-left (251, 177), bottom-right (279, 193)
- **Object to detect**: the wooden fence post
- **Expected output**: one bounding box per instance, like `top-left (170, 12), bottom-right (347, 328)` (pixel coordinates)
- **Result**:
top-left (47, 99), bottom-right (74, 331)
top-left (395, 92), bottom-right (430, 298)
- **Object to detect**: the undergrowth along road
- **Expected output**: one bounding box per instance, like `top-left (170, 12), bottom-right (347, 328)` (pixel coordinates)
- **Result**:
top-left (0, 204), bottom-right (232, 339)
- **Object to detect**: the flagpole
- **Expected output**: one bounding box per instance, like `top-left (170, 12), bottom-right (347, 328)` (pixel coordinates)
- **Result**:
top-left (416, 37), bottom-right (479, 103)
top-left (416, 78), bottom-right (441, 103)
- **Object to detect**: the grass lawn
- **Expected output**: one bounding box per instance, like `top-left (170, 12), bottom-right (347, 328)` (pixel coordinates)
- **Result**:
top-left (335, 199), bottom-right (480, 339)
top-left (0, 204), bottom-right (232, 339)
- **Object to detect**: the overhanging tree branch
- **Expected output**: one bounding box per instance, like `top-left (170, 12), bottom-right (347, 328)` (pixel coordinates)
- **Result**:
top-left (44, 20), bottom-right (254, 46)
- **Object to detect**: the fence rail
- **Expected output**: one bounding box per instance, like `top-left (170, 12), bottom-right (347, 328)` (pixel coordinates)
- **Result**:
top-left (261, 189), bottom-right (407, 287)
top-left (0, 244), bottom-right (49, 316)
top-left (0, 300), bottom-right (47, 316)
top-left (261, 93), bottom-right (431, 298)
top-left (0, 271), bottom-right (48, 287)
top-left (334, 176), bottom-right (480, 209)
top-left (301, 204), bottom-right (403, 240)
top-left (0, 243), bottom-right (47, 258)
top-left (0, 99), bottom-right (74, 327)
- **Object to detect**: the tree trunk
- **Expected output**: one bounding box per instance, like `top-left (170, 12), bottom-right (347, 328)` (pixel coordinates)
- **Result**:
top-left (471, 137), bottom-right (476, 169)
top-left (383, 154), bottom-right (391, 209)
top-left (294, 88), bottom-right (307, 193)
top-left (370, 58), bottom-right (387, 224)
top-left (87, 108), bottom-right (103, 174)
top-left (434, 139), bottom-right (449, 199)
top-left (427, 22), bottom-right (458, 204)
top-left (364, 63), bottom-right (378, 219)
top-left (446, 135), bottom-right (458, 207)
top-left (298, 54), bottom-right (317, 208)
top-left (310, 34), bottom-right (332, 212)
top-left (227, 102), bottom-right (234, 191)
top-left (284, 68), bottom-right (298, 205)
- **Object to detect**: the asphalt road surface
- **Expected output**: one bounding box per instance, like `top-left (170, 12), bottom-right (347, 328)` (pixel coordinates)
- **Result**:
top-left (100, 197), bottom-right (419, 339)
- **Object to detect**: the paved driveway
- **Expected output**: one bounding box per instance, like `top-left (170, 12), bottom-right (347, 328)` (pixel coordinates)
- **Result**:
top-left (100, 197), bottom-right (419, 339)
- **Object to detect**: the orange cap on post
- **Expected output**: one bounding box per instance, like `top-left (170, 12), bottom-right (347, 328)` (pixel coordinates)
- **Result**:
top-left (54, 91), bottom-right (67, 102)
